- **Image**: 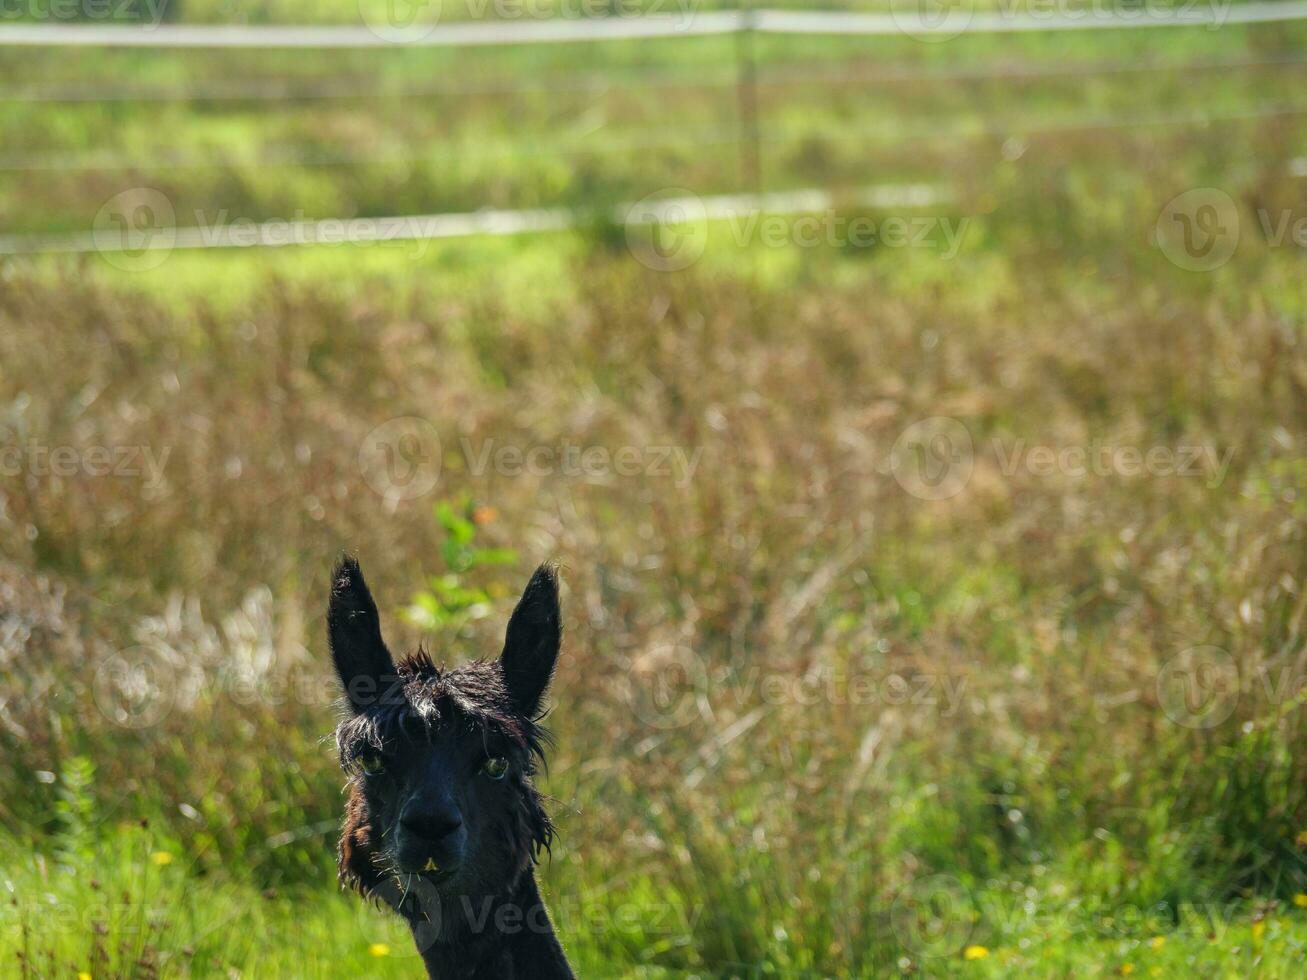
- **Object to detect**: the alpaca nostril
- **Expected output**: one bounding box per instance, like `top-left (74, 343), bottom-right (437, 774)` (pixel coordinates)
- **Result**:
top-left (401, 810), bottom-right (463, 843)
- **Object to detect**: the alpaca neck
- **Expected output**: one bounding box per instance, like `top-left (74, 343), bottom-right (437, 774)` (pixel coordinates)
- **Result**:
top-left (414, 869), bottom-right (574, 980)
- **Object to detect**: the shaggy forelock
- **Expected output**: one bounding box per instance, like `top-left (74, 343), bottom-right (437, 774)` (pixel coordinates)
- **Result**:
top-left (335, 651), bottom-right (551, 774)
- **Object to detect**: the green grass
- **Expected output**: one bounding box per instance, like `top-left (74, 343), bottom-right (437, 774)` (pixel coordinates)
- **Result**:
top-left (8, 818), bottom-right (1307, 977)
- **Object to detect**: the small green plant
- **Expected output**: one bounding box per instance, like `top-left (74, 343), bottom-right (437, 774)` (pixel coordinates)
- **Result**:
top-left (403, 498), bottom-right (517, 636)
top-left (52, 755), bottom-right (96, 868)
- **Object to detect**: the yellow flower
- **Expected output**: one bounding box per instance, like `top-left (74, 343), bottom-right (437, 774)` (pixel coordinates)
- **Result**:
top-left (368, 944), bottom-right (391, 958)
top-left (78, 973), bottom-right (92, 980)
top-left (150, 851), bottom-right (173, 867)
top-left (1293, 893), bottom-right (1307, 908)
top-left (1295, 829), bottom-right (1307, 848)
top-left (1252, 921), bottom-right (1266, 941)
top-left (962, 945), bottom-right (989, 960)
top-left (1120, 966), bottom-right (1135, 976)
top-left (1149, 935), bottom-right (1165, 949)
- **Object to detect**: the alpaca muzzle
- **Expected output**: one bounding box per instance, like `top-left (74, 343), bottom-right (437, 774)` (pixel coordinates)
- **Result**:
top-left (397, 803), bottom-right (468, 873)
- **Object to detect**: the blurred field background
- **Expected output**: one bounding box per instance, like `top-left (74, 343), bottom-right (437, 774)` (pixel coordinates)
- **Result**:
top-left (3, 1), bottom-right (1307, 977)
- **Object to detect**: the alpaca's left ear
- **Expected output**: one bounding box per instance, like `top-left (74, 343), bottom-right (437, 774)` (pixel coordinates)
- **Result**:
top-left (500, 563), bottom-right (562, 718)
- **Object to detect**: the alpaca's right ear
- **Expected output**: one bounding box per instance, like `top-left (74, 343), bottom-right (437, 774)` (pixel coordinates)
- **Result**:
top-left (499, 563), bottom-right (562, 719)
top-left (328, 556), bottom-right (400, 713)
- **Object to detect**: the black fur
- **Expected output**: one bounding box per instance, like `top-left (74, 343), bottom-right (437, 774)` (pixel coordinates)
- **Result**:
top-left (328, 557), bottom-right (574, 979)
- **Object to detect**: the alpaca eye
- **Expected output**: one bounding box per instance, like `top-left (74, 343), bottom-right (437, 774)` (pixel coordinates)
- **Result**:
top-left (482, 756), bottom-right (509, 780)
top-left (358, 752), bottom-right (386, 776)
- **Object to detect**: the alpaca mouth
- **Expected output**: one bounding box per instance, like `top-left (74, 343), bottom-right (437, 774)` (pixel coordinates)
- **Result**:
top-left (421, 857), bottom-right (457, 880)
top-left (399, 850), bottom-right (459, 879)
top-left (386, 842), bottom-right (462, 879)
top-left (390, 860), bottom-right (459, 890)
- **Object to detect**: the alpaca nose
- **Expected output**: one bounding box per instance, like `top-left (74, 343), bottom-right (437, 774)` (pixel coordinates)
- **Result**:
top-left (401, 804), bottom-right (463, 843)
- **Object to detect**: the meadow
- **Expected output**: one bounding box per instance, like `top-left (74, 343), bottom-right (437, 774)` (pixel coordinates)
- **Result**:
top-left (2, 3), bottom-right (1307, 977)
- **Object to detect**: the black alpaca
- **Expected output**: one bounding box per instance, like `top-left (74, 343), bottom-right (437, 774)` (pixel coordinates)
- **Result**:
top-left (327, 556), bottom-right (575, 979)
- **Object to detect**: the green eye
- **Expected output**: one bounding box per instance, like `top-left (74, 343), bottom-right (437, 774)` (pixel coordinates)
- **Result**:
top-left (482, 756), bottom-right (509, 780)
top-left (358, 752), bottom-right (386, 776)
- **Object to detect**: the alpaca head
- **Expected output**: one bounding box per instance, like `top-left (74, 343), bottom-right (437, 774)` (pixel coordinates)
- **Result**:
top-left (327, 557), bottom-right (561, 925)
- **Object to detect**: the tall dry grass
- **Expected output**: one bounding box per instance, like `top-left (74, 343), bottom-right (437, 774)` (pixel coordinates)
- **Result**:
top-left (2, 222), bottom-right (1305, 972)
